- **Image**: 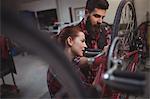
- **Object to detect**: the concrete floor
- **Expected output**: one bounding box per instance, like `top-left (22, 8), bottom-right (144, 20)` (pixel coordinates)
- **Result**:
top-left (0, 53), bottom-right (150, 99)
top-left (0, 54), bottom-right (50, 98)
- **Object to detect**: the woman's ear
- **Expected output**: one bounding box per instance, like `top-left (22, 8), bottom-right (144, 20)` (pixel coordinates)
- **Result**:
top-left (67, 36), bottom-right (73, 46)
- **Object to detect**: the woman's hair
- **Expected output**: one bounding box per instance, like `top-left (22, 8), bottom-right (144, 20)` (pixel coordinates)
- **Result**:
top-left (58, 25), bottom-right (83, 48)
top-left (86, 0), bottom-right (109, 12)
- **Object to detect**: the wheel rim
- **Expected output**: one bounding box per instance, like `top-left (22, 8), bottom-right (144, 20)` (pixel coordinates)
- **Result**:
top-left (107, 37), bottom-right (121, 69)
top-left (108, 0), bottom-right (138, 71)
top-left (112, 0), bottom-right (137, 40)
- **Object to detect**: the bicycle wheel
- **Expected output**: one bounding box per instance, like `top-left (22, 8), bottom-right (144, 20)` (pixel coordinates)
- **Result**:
top-left (109, 0), bottom-right (138, 70)
top-left (107, 37), bottom-right (121, 69)
top-left (108, 1), bottom-right (138, 98)
top-left (112, 0), bottom-right (137, 40)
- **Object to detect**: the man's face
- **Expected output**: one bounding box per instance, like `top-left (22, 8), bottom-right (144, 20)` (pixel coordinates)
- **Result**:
top-left (86, 8), bottom-right (107, 33)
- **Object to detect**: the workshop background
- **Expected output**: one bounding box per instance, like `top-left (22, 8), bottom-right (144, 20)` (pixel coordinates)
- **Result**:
top-left (0, 0), bottom-right (150, 99)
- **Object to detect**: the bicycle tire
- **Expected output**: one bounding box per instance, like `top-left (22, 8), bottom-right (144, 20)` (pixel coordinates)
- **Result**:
top-left (108, 0), bottom-right (138, 98)
top-left (112, 0), bottom-right (137, 40)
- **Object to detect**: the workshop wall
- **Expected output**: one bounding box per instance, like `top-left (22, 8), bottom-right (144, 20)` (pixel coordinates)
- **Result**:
top-left (20, 0), bottom-right (149, 25)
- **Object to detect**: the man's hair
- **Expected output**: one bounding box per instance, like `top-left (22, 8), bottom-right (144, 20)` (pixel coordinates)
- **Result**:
top-left (86, 0), bottom-right (109, 12)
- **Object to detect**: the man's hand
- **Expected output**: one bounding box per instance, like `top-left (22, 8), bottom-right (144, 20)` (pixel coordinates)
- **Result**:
top-left (78, 51), bottom-right (106, 68)
top-left (86, 52), bottom-right (106, 67)
top-left (103, 44), bottom-right (110, 55)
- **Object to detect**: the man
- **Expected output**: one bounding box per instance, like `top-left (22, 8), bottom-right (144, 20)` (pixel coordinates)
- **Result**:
top-left (77, 0), bottom-right (111, 66)
top-left (78, 0), bottom-right (110, 49)
top-left (77, 0), bottom-right (112, 85)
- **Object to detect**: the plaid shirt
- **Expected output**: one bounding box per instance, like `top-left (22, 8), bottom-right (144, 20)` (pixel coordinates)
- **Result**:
top-left (47, 57), bottom-right (89, 96)
top-left (77, 19), bottom-right (112, 49)
top-left (77, 19), bottom-right (112, 84)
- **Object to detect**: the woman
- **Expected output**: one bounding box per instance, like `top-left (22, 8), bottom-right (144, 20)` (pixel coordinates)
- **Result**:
top-left (47, 25), bottom-right (87, 97)
top-left (58, 25), bottom-right (87, 61)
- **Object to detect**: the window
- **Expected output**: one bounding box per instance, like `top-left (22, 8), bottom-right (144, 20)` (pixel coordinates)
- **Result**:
top-left (37, 9), bottom-right (58, 29)
top-left (74, 7), bottom-right (85, 21)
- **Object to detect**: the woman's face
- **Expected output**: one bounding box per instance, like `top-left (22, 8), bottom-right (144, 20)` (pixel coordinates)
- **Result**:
top-left (71, 32), bottom-right (87, 57)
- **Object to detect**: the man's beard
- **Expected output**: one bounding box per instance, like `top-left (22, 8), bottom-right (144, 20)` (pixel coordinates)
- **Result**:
top-left (86, 17), bottom-right (100, 38)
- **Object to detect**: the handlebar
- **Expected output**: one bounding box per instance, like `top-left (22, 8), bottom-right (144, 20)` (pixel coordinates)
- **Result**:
top-left (84, 49), bottom-right (103, 57)
top-left (103, 70), bottom-right (146, 95)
